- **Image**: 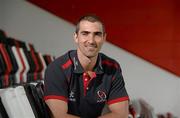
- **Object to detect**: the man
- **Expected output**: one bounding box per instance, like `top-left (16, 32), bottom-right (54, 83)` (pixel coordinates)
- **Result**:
top-left (44, 14), bottom-right (129, 118)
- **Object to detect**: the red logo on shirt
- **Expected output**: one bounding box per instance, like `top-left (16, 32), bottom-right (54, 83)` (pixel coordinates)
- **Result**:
top-left (97, 90), bottom-right (107, 103)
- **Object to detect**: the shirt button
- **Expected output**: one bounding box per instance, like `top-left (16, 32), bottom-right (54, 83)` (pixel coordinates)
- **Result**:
top-left (85, 78), bottom-right (88, 81)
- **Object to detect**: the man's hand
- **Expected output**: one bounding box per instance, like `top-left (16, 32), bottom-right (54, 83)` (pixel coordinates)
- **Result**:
top-left (99, 100), bottom-right (129, 118)
top-left (46, 99), bottom-right (80, 118)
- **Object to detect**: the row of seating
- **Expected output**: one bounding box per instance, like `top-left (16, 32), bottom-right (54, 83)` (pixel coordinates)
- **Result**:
top-left (0, 82), bottom-right (51, 118)
top-left (0, 29), bottom-right (54, 88)
top-left (0, 29), bottom-right (54, 118)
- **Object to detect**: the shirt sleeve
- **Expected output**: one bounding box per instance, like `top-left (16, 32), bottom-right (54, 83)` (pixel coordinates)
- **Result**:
top-left (107, 64), bottom-right (129, 105)
top-left (43, 62), bottom-right (68, 102)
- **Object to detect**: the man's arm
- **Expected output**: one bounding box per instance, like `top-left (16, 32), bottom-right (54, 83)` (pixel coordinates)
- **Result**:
top-left (46, 99), bottom-right (80, 118)
top-left (99, 100), bottom-right (129, 118)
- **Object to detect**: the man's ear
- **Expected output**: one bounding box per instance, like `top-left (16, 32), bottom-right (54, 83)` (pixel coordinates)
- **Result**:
top-left (73, 32), bottom-right (78, 43)
top-left (103, 33), bottom-right (107, 41)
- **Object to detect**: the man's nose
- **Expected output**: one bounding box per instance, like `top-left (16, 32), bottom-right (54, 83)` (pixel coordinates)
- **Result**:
top-left (88, 34), bottom-right (95, 43)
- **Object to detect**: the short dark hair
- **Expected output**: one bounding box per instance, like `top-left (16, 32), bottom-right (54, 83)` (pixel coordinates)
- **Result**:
top-left (75, 14), bottom-right (106, 34)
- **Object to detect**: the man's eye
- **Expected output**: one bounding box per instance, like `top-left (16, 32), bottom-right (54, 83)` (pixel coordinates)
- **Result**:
top-left (81, 32), bottom-right (88, 36)
top-left (82, 33), bottom-right (88, 35)
top-left (95, 32), bottom-right (102, 36)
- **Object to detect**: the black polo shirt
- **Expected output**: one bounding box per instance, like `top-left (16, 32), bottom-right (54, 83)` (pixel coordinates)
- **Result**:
top-left (44, 50), bottom-right (129, 118)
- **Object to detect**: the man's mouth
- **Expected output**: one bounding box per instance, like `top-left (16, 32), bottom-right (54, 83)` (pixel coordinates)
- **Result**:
top-left (85, 44), bottom-right (97, 48)
top-left (86, 46), bottom-right (97, 51)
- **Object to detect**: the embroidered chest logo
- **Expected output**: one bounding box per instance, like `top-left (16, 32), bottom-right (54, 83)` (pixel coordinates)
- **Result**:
top-left (69, 91), bottom-right (76, 102)
top-left (97, 90), bottom-right (107, 103)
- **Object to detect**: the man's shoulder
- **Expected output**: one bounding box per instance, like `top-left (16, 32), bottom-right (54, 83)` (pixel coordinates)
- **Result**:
top-left (47, 50), bottom-right (75, 69)
top-left (99, 52), bottom-right (120, 70)
top-left (100, 53), bottom-right (119, 64)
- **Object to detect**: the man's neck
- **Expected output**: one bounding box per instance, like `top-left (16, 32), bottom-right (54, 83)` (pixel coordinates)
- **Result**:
top-left (77, 50), bottom-right (98, 71)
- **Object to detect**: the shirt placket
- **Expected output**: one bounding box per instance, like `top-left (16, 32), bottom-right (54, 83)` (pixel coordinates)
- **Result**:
top-left (82, 72), bottom-right (97, 96)
top-left (82, 72), bottom-right (90, 96)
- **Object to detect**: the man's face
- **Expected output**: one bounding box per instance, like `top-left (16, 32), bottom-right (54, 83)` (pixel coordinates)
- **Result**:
top-left (74, 20), bottom-right (106, 58)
